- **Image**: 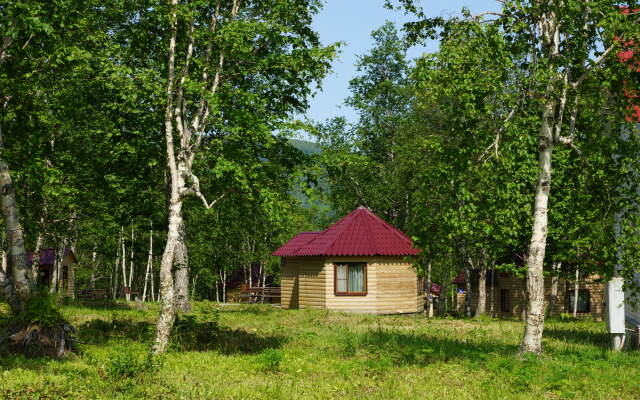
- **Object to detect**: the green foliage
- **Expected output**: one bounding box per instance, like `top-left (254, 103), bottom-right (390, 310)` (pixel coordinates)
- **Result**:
top-left (255, 348), bottom-right (285, 373)
top-left (1, 303), bottom-right (640, 398)
top-left (15, 294), bottom-right (64, 328)
top-left (104, 345), bottom-right (164, 380)
top-left (313, 22), bottom-right (414, 231)
top-left (171, 308), bottom-right (222, 351)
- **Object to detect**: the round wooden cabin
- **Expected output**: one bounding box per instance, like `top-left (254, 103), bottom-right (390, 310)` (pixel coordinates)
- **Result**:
top-left (272, 206), bottom-right (424, 314)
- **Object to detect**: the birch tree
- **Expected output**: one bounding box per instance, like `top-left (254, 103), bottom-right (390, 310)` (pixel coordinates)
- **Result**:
top-left (153, 0), bottom-right (335, 353)
top-left (393, 0), bottom-right (640, 354)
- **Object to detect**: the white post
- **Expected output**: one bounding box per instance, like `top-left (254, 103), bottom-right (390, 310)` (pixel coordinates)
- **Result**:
top-left (606, 277), bottom-right (626, 351)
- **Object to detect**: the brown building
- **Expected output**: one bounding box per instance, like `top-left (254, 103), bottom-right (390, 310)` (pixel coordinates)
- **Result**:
top-left (453, 270), bottom-right (604, 321)
top-left (272, 207), bottom-right (424, 314)
top-left (6, 248), bottom-right (77, 297)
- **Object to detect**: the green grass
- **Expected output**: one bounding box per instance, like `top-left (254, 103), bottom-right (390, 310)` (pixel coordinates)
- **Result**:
top-left (1, 301), bottom-right (639, 399)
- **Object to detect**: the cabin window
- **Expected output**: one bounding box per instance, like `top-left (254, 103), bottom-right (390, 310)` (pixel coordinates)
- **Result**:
top-left (567, 289), bottom-right (590, 313)
top-left (335, 263), bottom-right (367, 295)
top-left (500, 289), bottom-right (509, 312)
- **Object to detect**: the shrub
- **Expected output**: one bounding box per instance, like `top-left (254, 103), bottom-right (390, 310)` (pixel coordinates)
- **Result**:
top-left (104, 346), bottom-right (163, 379)
top-left (16, 293), bottom-right (65, 328)
top-left (256, 349), bottom-right (284, 372)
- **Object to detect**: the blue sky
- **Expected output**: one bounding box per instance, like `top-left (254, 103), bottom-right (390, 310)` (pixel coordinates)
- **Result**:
top-left (304, 0), bottom-right (502, 124)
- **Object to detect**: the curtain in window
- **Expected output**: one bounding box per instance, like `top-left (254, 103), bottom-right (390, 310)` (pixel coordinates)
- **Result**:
top-left (337, 264), bottom-right (347, 292)
top-left (348, 264), bottom-right (365, 293)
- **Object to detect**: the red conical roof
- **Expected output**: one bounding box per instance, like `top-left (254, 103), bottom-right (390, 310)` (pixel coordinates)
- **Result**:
top-left (272, 206), bottom-right (419, 257)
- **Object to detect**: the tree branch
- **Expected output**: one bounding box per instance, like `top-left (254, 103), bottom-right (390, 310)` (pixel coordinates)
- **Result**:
top-left (572, 13), bottom-right (640, 90)
top-left (478, 98), bottom-right (521, 163)
top-left (556, 136), bottom-right (582, 155)
top-left (179, 171), bottom-right (226, 209)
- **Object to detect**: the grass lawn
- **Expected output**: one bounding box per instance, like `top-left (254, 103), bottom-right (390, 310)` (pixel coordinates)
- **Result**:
top-left (1, 301), bottom-right (639, 399)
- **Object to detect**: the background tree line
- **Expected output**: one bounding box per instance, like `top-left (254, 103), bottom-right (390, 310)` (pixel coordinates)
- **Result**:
top-left (0, 0), bottom-right (639, 356)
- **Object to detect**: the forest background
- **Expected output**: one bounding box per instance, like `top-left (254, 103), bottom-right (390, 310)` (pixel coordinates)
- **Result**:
top-left (0, 0), bottom-right (639, 356)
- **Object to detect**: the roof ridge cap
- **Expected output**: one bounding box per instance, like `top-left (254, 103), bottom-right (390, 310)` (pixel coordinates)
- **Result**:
top-left (367, 209), bottom-right (413, 243)
top-left (362, 208), bottom-right (378, 255)
top-left (319, 213), bottom-right (353, 255)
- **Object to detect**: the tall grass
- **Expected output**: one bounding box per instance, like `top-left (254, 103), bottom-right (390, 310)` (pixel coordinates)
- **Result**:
top-left (1, 301), bottom-right (639, 399)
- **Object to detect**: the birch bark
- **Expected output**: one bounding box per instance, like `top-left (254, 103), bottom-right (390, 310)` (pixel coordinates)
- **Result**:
top-left (517, 5), bottom-right (564, 354)
top-left (519, 83), bottom-right (555, 354)
top-left (0, 125), bottom-right (35, 308)
top-left (425, 261), bottom-right (432, 316)
top-left (573, 269), bottom-right (580, 318)
top-left (0, 249), bottom-right (21, 312)
top-left (32, 231), bottom-right (43, 283)
top-left (122, 227), bottom-right (128, 300)
top-left (154, 0), bottom-right (181, 354)
top-left (154, 0), bottom-right (237, 353)
top-left (547, 261), bottom-right (560, 317)
top-left (438, 264), bottom-right (447, 315)
top-left (174, 221), bottom-right (190, 313)
top-left (475, 267), bottom-right (487, 317)
top-left (143, 229), bottom-right (153, 302)
top-left (89, 249), bottom-right (98, 290)
top-left (49, 244), bottom-right (60, 294)
top-left (112, 238), bottom-right (120, 300)
top-left (128, 226), bottom-right (134, 298)
top-left (464, 255), bottom-right (473, 317)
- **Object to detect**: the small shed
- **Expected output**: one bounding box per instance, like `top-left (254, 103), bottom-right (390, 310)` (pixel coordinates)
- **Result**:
top-left (272, 206), bottom-right (423, 314)
top-left (5, 248), bottom-right (77, 297)
top-left (33, 248), bottom-right (77, 297)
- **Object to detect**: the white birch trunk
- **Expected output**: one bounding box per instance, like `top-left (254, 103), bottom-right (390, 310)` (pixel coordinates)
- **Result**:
top-left (32, 232), bottom-right (43, 283)
top-left (89, 250), bottom-right (98, 290)
top-left (0, 249), bottom-right (21, 312)
top-left (154, 0), bottom-right (182, 353)
top-left (129, 226), bottom-right (134, 297)
top-left (425, 261), bottom-right (432, 316)
top-left (143, 229), bottom-right (153, 302)
top-left (154, 198), bottom-right (181, 353)
top-left (49, 245), bottom-right (59, 295)
top-left (573, 268), bottom-right (580, 318)
top-left (191, 273), bottom-right (198, 299)
top-left (519, 92), bottom-right (555, 354)
top-left (475, 267), bottom-right (487, 317)
top-left (121, 227), bottom-right (129, 300)
top-left (216, 277), bottom-right (220, 302)
top-left (174, 220), bottom-right (191, 313)
top-left (221, 269), bottom-right (227, 303)
top-left (548, 261), bottom-right (560, 317)
top-left (154, 0), bottom-right (237, 352)
top-left (56, 242), bottom-right (67, 295)
top-left (464, 255), bottom-right (474, 317)
top-left (151, 255), bottom-right (156, 302)
top-left (0, 127), bottom-right (35, 307)
top-left (112, 238), bottom-right (120, 300)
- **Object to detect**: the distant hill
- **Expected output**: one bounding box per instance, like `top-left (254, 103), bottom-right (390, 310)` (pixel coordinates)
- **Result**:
top-left (289, 138), bottom-right (321, 155)
top-left (286, 138), bottom-right (334, 223)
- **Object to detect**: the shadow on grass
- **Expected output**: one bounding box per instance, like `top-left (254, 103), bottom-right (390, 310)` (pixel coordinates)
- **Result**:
top-left (77, 317), bottom-right (155, 345)
top-left (75, 313), bottom-right (286, 356)
top-left (66, 300), bottom-right (137, 311)
top-left (171, 314), bottom-right (286, 354)
top-left (212, 304), bottom-right (282, 315)
top-left (543, 322), bottom-right (609, 347)
top-left (355, 326), bottom-right (519, 366)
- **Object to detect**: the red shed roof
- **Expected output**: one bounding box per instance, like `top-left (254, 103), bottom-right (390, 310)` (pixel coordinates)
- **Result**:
top-left (272, 206), bottom-right (419, 257)
top-left (7, 248), bottom-right (77, 267)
